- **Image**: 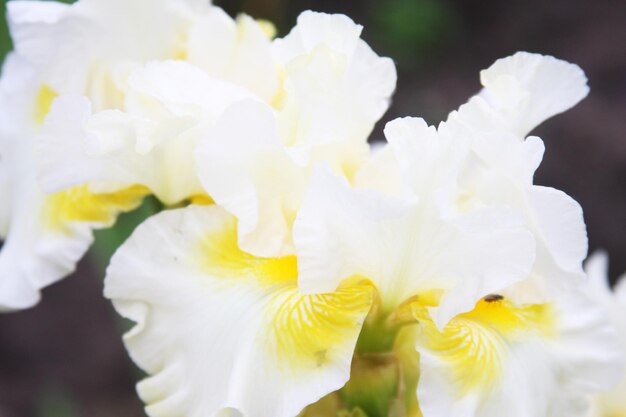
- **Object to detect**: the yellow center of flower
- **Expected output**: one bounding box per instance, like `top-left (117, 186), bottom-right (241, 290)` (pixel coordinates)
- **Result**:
top-left (43, 185), bottom-right (149, 232)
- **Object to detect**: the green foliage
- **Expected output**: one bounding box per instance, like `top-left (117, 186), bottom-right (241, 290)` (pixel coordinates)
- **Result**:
top-left (0, 1), bottom-right (11, 61)
top-left (370, 0), bottom-right (459, 69)
top-left (36, 386), bottom-right (78, 417)
top-left (90, 195), bottom-right (162, 272)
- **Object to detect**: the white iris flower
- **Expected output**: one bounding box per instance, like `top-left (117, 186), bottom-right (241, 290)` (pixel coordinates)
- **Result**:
top-left (103, 51), bottom-right (623, 417)
top-left (0, 1), bottom-right (621, 416)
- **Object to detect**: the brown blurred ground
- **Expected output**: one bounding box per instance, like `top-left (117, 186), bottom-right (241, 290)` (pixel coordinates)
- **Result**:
top-left (0, 0), bottom-right (625, 416)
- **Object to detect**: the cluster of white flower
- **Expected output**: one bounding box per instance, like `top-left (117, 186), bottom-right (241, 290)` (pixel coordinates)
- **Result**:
top-left (0, 1), bottom-right (625, 416)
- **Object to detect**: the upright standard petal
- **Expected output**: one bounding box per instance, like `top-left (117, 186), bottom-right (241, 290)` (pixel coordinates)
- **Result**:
top-left (187, 8), bottom-right (280, 102)
top-left (479, 51), bottom-right (589, 137)
top-left (194, 11), bottom-right (396, 258)
top-left (294, 166), bottom-right (535, 329)
top-left (272, 11), bottom-right (397, 148)
top-left (440, 53), bottom-right (590, 301)
top-left (7, 0), bottom-right (204, 105)
top-left (104, 205), bottom-right (373, 417)
top-left (196, 100), bottom-right (309, 257)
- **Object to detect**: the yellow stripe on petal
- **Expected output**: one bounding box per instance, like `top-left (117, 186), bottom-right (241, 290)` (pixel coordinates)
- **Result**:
top-left (413, 296), bottom-right (553, 394)
top-left (196, 212), bottom-right (373, 371)
top-left (268, 282), bottom-right (374, 370)
top-left (34, 85), bottom-right (58, 125)
top-left (199, 216), bottom-right (297, 285)
top-left (44, 185), bottom-right (149, 232)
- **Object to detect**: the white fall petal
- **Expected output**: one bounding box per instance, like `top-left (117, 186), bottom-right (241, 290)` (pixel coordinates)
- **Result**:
top-left (1, 0), bottom-right (219, 309)
top-left (415, 287), bottom-right (624, 417)
top-left (104, 205), bottom-right (374, 417)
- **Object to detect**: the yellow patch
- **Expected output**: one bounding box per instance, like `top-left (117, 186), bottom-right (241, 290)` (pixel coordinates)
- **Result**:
top-left (34, 85), bottom-right (58, 125)
top-left (268, 282), bottom-right (374, 370)
top-left (199, 217), bottom-right (297, 285)
top-left (412, 296), bottom-right (553, 394)
top-left (189, 194), bottom-right (215, 206)
top-left (44, 185), bottom-right (149, 232)
top-left (197, 215), bottom-right (373, 370)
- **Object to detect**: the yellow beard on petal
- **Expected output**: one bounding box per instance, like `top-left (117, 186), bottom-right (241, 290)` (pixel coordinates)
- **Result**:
top-left (43, 185), bottom-right (149, 232)
top-left (34, 85), bottom-right (58, 126)
top-left (197, 216), bottom-right (374, 371)
top-left (267, 282), bottom-right (374, 370)
top-left (413, 296), bottom-right (554, 395)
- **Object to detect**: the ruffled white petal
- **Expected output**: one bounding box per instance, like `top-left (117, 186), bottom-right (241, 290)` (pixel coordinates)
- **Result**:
top-left (104, 205), bottom-right (373, 417)
top-left (272, 11), bottom-right (363, 63)
top-left (528, 185), bottom-right (588, 276)
top-left (196, 99), bottom-right (307, 257)
top-left (0, 52), bottom-right (84, 309)
top-left (384, 117), bottom-right (471, 206)
top-left (353, 143), bottom-right (402, 197)
top-left (7, 0), bottom-right (199, 101)
top-left (38, 61), bottom-right (253, 205)
top-left (0, 178), bottom-right (94, 310)
top-left (478, 51), bottom-right (589, 137)
top-left (443, 74), bottom-right (589, 302)
top-left (416, 288), bottom-right (623, 417)
top-left (0, 141), bottom-right (145, 310)
top-left (584, 251), bottom-right (611, 291)
top-left (294, 167), bottom-right (535, 328)
top-left (273, 11), bottom-right (396, 148)
top-left (187, 8), bottom-right (280, 102)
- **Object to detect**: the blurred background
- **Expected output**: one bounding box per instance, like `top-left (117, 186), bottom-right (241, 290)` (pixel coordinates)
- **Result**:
top-left (0, 0), bottom-right (625, 416)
